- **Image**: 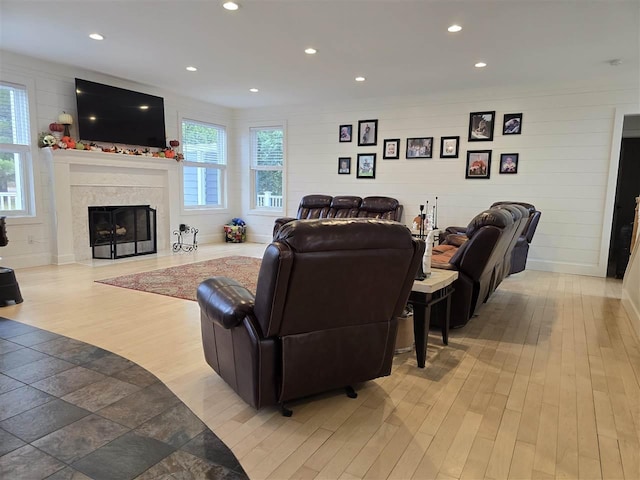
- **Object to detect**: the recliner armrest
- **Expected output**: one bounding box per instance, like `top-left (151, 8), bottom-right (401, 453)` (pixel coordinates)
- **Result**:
top-left (444, 233), bottom-right (468, 247)
top-left (431, 262), bottom-right (457, 270)
top-left (197, 277), bottom-right (256, 329)
top-left (273, 217), bottom-right (297, 238)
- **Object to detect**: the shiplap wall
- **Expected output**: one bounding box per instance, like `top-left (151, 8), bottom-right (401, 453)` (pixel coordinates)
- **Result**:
top-left (236, 82), bottom-right (638, 276)
top-left (0, 51), bottom-right (236, 268)
top-left (1, 49), bottom-right (637, 275)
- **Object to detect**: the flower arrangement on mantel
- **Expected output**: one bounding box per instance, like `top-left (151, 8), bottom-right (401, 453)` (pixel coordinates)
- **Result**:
top-left (38, 131), bottom-right (184, 162)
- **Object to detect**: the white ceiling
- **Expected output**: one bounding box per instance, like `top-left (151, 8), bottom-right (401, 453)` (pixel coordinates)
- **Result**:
top-left (1, 0), bottom-right (638, 109)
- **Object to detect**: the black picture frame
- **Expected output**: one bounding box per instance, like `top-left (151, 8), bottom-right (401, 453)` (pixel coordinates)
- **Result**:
top-left (440, 136), bottom-right (460, 158)
top-left (406, 137), bottom-right (433, 159)
top-left (338, 157), bottom-right (351, 174)
top-left (383, 139), bottom-right (400, 159)
top-left (358, 119), bottom-right (378, 146)
top-left (466, 150), bottom-right (492, 179)
top-left (356, 153), bottom-right (376, 178)
top-left (468, 111), bottom-right (495, 142)
top-left (499, 153), bottom-right (519, 174)
top-left (339, 124), bottom-right (352, 142)
top-left (503, 113), bottom-right (522, 135)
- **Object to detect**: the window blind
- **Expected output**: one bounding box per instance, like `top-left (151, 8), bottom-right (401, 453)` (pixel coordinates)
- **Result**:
top-left (251, 127), bottom-right (283, 167)
top-left (182, 119), bottom-right (225, 165)
top-left (0, 82), bottom-right (31, 146)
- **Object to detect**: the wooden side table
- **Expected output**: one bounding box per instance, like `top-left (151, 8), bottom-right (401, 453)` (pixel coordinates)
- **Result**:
top-left (409, 268), bottom-right (458, 368)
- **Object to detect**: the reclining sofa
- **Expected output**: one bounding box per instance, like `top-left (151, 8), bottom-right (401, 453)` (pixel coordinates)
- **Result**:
top-left (444, 201), bottom-right (541, 275)
top-left (273, 194), bottom-right (403, 237)
top-left (197, 218), bottom-right (423, 413)
top-left (431, 205), bottom-right (529, 328)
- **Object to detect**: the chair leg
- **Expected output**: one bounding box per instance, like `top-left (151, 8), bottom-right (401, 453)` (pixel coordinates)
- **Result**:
top-left (279, 403), bottom-right (293, 417)
top-left (345, 385), bottom-right (358, 399)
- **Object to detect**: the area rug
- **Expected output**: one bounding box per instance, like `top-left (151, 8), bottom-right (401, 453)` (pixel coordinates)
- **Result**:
top-left (96, 256), bottom-right (262, 301)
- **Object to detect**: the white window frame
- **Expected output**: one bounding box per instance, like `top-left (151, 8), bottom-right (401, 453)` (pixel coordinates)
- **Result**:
top-left (250, 124), bottom-right (285, 214)
top-left (0, 79), bottom-right (36, 218)
top-left (180, 118), bottom-right (227, 211)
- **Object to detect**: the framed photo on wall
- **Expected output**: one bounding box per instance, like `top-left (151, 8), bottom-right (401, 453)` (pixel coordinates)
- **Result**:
top-left (468, 111), bottom-right (495, 141)
top-left (383, 139), bottom-right (400, 159)
top-left (406, 137), bottom-right (433, 159)
top-left (499, 153), bottom-right (518, 174)
top-left (503, 113), bottom-right (522, 135)
top-left (338, 157), bottom-right (351, 174)
top-left (440, 136), bottom-right (460, 158)
top-left (358, 119), bottom-right (378, 146)
top-left (356, 153), bottom-right (376, 178)
top-left (339, 124), bottom-right (352, 142)
top-left (466, 150), bottom-right (492, 179)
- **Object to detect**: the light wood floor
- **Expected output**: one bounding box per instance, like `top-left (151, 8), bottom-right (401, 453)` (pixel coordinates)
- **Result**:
top-left (4, 243), bottom-right (639, 480)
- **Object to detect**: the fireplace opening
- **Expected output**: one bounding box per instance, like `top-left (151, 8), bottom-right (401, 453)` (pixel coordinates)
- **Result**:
top-left (88, 205), bottom-right (157, 259)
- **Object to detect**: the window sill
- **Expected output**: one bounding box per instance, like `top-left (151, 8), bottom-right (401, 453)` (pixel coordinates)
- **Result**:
top-left (182, 207), bottom-right (229, 216)
top-left (4, 215), bottom-right (42, 226)
top-left (248, 209), bottom-right (284, 217)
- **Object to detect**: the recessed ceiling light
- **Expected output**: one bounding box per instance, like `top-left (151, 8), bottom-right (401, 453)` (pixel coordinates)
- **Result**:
top-left (249, 88), bottom-right (259, 93)
top-left (89, 116), bottom-right (96, 121)
top-left (475, 62), bottom-right (487, 68)
top-left (304, 47), bottom-right (317, 55)
top-left (89, 33), bottom-right (104, 41)
top-left (355, 76), bottom-right (366, 82)
top-left (186, 66), bottom-right (197, 72)
top-left (448, 24), bottom-right (462, 33)
top-left (139, 105), bottom-right (149, 110)
top-left (223, 1), bottom-right (239, 10)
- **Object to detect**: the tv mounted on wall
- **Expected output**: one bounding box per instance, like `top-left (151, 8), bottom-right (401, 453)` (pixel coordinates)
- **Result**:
top-left (75, 78), bottom-right (167, 148)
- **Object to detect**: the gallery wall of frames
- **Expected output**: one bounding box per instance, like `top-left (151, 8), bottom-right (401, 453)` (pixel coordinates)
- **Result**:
top-left (337, 112), bottom-right (523, 180)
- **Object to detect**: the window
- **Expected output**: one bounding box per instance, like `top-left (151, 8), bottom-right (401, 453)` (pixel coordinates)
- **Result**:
top-left (181, 119), bottom-right (226, 208)
top-left (0, 82), bottom-right (33, 216)
top-left (251, 126), bottom-right (284, 211)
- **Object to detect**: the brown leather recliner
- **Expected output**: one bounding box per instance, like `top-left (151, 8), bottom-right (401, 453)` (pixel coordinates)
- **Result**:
top-left (490, 203), bottom-right (529, 290)
top-left (273, 195), bottom-right (403, 237)
top-left (491, 202), bottom-right (541, 274)
top-left (197, 218), bottom-right (424, 413)
top-left (432, 208), bottom-right (517, 328)
top-left (444, 201), bottom-right (541, 275)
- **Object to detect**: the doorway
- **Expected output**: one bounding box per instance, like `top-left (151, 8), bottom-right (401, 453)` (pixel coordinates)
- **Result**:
top-left (607, 115), bottom-right (640, 278)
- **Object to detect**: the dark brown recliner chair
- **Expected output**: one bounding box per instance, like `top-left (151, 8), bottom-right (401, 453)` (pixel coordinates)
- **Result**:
top-left (491, 202), bottom-right (541, 274)
top-left (432, 208), bottom-right (517, 328)
top-left (490, 203), bottom-right (529, 290)
top-left (444, 201), bottom-right (541, 275)
top-left (197, 218), bottom-right (424, 414)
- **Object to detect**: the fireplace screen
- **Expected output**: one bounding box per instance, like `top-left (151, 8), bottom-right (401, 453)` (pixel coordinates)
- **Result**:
top-left (88, 205), bottom-right (157, 259)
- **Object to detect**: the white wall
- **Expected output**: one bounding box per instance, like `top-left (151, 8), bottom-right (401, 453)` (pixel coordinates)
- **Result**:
top-left (236, 80), bottom-right (638, 276)
top-left (2, 50), bottom-right (637, 275)
top-left (0, 51), bottom-right (237, 268)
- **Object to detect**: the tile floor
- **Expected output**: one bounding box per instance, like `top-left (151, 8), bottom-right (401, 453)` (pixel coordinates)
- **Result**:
top-left (0, 317), bottom-right (248, 480)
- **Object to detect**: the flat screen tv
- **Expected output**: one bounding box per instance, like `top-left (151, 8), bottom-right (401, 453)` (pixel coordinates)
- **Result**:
top-left (75, 78), bottom-right (166, 148)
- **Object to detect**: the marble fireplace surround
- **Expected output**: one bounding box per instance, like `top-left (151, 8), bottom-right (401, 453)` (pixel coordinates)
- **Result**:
top-left (46, 149), bottom-right (180, 264)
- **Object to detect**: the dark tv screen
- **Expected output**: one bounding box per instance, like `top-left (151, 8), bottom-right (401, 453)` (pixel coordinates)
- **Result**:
top-left (75, 78), bottom-right (166, 148)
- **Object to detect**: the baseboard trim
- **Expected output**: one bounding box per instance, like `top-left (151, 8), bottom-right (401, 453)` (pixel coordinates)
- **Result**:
top-left (622, 293), bottom-right (640, 341)
top-left (2, 252), bottom-right (54, 269)
top-left (526, 259), bottom-right (603, 277)
top-left (247, 233), bottom-right (272, 244)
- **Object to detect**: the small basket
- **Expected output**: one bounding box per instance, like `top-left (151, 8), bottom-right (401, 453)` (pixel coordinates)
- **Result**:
top-left (224, 225), bottom-right (247, 243)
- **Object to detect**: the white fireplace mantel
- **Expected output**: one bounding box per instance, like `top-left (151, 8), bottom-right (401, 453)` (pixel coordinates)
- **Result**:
top-left (43, 148), bottom-right (180, 264)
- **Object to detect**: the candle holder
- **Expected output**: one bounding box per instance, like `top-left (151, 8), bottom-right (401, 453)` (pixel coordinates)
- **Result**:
top-left (58, 112), bottom-right (73, 137)
top-left (434, 196), bottom-right (438, 229)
